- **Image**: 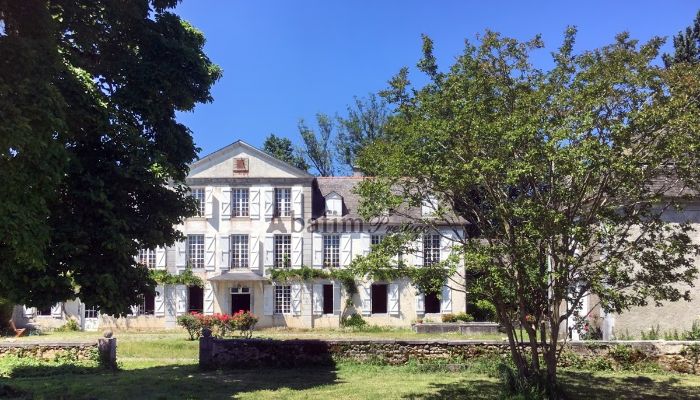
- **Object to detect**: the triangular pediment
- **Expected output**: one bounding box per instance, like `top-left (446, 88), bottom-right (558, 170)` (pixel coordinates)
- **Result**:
top-left (188, 140), bottom-right (312, 179)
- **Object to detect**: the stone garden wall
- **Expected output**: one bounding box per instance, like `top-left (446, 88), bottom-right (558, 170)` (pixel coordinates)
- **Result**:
top-left (0, 337), bottom-right (117, 368)
top-left (199, 333), bottom-right (700, 374)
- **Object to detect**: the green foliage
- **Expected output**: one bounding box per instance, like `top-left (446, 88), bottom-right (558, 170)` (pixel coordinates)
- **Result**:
top-left (664, 10), bottom-right (700, 66)
top-left (686, 320), bottom-right (700, 341)
top-left (298, 114), bottom-right (336, 176)
top-left (55, 319), bottom-right (80, 332)
top-left (177, 313), bottom-right (201, 340)
top-left (641, 325), bottom-right (662, 340)
top-left (340, 313), bottom-right (367, 330)
top-left (262, 134), bottom-right (309, 171)
top-left (471, 300), bottom-right (498, 322)
top-left (150, 267), bottom-right (203, 287)
top-left (0, 298), bottom-right (13, 330)
top-left (442, 312), bottom-right (474, 323)
top-left (681, 343), bottom-right (700, 374)
top-left (270, 266), bottom-right (357, 296)
top-left (335, 94), bottom-right (389, 173)
top-left (0, 0), bottom-right (221, 314)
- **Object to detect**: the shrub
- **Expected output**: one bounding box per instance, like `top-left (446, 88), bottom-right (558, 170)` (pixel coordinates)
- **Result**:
top-left (471, 300), bottom-right (497, 322)
top-left (55, 319), bottom-right (80, 332)
top-left (341, 313), bottom-right (367, 329)
top-left (230, 311), bottom-right (258, 338)
top-left (177, 313), bottom-right (202, 340)
top-left (441, 313), bottom-right (456, 323)
top-left (681, 343), bottom-right (700, 374)
top-left (454, 312), bottom-right (474, 323)
top-left (641, 324), bottom-right (661, 340)
top-left (685, 320), bottom-right (700, 340)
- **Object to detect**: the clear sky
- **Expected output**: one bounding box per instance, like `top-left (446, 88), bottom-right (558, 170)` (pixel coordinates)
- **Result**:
top-left (173, 1), bottom-right (699, 158)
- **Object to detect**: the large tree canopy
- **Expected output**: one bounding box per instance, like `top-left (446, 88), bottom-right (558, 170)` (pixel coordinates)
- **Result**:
top-left (0, 0), bottom-right (221, 314)
top-left (353, 29), bottom-right (700, 397)
top-left (262, 134), bottom-right (309, 171)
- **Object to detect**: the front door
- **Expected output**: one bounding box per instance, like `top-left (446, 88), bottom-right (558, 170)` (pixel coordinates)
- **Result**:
top-left (231, 294), bottom-right (251, 314)
top-left (83, 305), bottom-right (99, 331)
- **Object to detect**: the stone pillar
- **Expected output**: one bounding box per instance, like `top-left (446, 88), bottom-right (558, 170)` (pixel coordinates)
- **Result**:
top-left (199, 327), bottom-right (213, 370)
top-left (97, 332), bottom-right (117, 369)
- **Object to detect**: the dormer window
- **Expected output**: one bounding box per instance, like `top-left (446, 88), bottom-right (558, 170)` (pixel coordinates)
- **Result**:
top-left (325, 192), bottom-right (343, 217)
top-left (422, 194), bottom-right (438, 217)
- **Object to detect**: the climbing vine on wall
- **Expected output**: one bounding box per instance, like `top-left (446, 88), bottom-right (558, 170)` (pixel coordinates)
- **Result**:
top-left (149, 267), bottom-right (204, 287)
top-left (270, 266), bottom-right (358, 296)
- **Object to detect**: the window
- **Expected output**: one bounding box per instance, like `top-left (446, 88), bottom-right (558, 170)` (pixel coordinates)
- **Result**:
top-left (424, 291), bottom-right (441, 313)
top-left (274, 234), bottom-right (291, 268)
top-left (371, 234), bottom-right (383, 247)
top-left (85, 305), bottom-right (99, 319)
top-left (423, 234), bottom-right (441, 266)
top-left (187, 234), bottom-right (205, 268)
top-left (274, 285), bottom-right (291, 314)
top-left (231, 235), bottom-right (249, 268)
top-left (134, 294), bottom-right (155, 316)
top-left (36, 306), bottom-right (52, 316)
top-left (138, 248), bottom-right (156, 268)
top-left (188, 286), bottom-right (204, 313)
top-left (323, 235), bottom-right (340, 268)
top-left (191, 188), bottom-right (206, 216)
top-left (232, 188), bottom-right (249, 217)
top-left (325, 193), bottom-right (342, 216)
top-left (274, 188), bottom-right (291, 217)
top-left (323, 284), bottom-right (334, 314)
top-left (371, 284), bottom-right (388, 314)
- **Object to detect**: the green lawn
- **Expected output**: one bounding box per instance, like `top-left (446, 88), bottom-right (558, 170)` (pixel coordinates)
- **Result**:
top-left (2, 330), bottom-right (700, 399)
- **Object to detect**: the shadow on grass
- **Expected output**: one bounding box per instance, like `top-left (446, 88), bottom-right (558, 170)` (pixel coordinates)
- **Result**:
top-left (403, 378), bottom-right (501, 399)
top-left (560, 370), bottom-right (700, 400)
top-left (0, 362), bottom-right (338, 399)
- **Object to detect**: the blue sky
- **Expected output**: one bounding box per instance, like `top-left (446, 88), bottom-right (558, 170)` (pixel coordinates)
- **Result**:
top-left (174, 1), bottom-right (699, 158)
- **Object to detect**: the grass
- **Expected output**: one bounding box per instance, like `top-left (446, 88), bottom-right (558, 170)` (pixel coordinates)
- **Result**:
top-left (2, 329), bottom-right (700, 399)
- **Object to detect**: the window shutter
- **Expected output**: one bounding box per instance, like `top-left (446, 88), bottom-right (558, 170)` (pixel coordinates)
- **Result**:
top-left (263, 188), bottom-right (274, 219)
top-left (413, 236), bottom-right (423, 267)
top-left (23, 306), bottom-right (35, 318)
top-left (204, 187), bottom-right (214, 218)
top-left (263, 235), bottom-right (274, 270)
top-left (416, 292), bottom-right (425, 315)
top-left (312, 284), bottom-right (323, 315)
top-left (388, 283), bottom-right (400, 316)
top-left (292, 186), bottom-right (303, 219)
top-left (204, 282), bottom-right (214, 315)
top-left (219, 235), bottom-right (230, 270)
top-left (176, 285), bottom-right (188, 316)
top-left (51, 302), bottom-right (63, 318)
top-left (333, 283), bottom-right (342, 315)
top-left (154, 285), bottom-right (165, 316)
top-left (156, 247), bottom-right (166, 269)
top-left (312, 232), bottom-right (323, 268)
top-left (250, 187), bottom-right (260, 219)
top-left (175, 240), bottom-right (186, 268)
top-left (291, 234), bottom-right (303, 268)
top-left (263, 285), bottom-right (274, 316)
top-left (221, 187), bottom-right (231, 220)
top-left (441, 285), bottom-right (452, 313)
top-left (440, 230), bottom-right (455, 262)
top-left (359, 233), bottom-right (370, 256)
top-left (291, 284), bottom-right (302, 316)
top-left (360, 284), bottom-right (371, 316)
top-left (249, 235), bottom-right (260, 270)
top-left (340, 234), bottom-right (352, 267)
top-left (205, 235), bottom-right (216, 271)
top-left (130, 304), bottom-right (140, 316)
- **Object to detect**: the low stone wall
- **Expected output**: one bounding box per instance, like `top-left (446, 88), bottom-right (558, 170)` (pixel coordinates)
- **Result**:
top-left (0, 337), bottom-right (117, 368)
top-left (199, 333), bottom-right (700, 374)
top-left (412, 322), bottom-right (500, 335)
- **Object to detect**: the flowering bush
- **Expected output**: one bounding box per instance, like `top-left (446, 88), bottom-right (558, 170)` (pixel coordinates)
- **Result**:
top-left (179, 311), bottom-right (258, 339)
top-left (231, 311), bottom-right (258, 338)
top-left (177, 313), bottom-right (202, 340)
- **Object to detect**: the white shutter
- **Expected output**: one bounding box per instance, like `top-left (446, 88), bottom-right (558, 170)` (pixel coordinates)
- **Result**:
top-left (291, 284), bottom-right (302, 316)
top-left (250, 187), bottom-right (260, 219)
top-left (292, 186), bottom-right (303, 219)
top-left (333, 283), bottom-right (342, 315)
top-left (359, 232), bottom-right (370, 256)
top-left (441, 285), bottom-right (452, 313)
top-left (413, 235), bottom-right (424, 267)
top-left (204, 282), bottom-right (214, 315)
top-left (388, 283), bottom-right (400, 316)
top-left (441, 230), bottom-right (455, 262)
top-left (416, 292), bottom-right (425, 315)
top-left (175, 239), bottom-right (186, 268)
top-left (23, 306), bottom-right (35, 318)
top-left (360, 284), bottom-right (371, 316)
top-left (249, 235), bottom-right (260, 270)
top-left (263, 235), bottom-right (274, 269)
top-left (263, 285), bottom-right (274, 316)
top-left (204, 187), bottom-right (213, 218)
top-left (156, 247), bottom-right (166, 269)
top-left (221, 187), bottom-right (231, 220)
top-left (312, 284), bottom-right (323, 315)
top-left (129, 304), bottom-right (140, 316)
top-left (312, 232), bottom-right (323, 268)
top-left (340, 233), bottom-right (352, 267)
top-left (176, 285), bottom-right (188, 316)
top-left (154, 285), bottom-right (165, 316)
top-left (263, 188), bottom-right (274, 219)
top-left (291, 234), bottom-right (303, 268)
top-left (219, 235), bottom-right (230, 270)
top-left (51, 302), bottom-right (63, 318)
top-left (205, 235), bottom-right (216, 271)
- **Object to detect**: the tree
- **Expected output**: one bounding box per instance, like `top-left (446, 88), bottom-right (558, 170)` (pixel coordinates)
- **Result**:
top-left (352, 29), bottom-right (700, 398)
top-left (298, 113), bottom-right (336, 176)
top-left (262, 134), bottom-right (308, 171)
top-left (336, 94), bottom-right (389, 173)
top-left (0, 0), bottom-right (221, 314)
top-left (664, 10), bottom-right (700, 66)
